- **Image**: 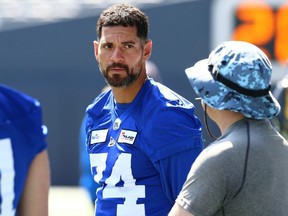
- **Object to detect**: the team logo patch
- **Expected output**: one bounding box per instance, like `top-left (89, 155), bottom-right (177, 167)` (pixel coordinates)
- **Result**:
top-left (113, 118), bottom-right (121, 130)
top-left (118, 130), bottom-right (137, 145)
top-left (108, 137), bottom-right (116, 147)
top-left (90, 129), bottom-right (108, 144)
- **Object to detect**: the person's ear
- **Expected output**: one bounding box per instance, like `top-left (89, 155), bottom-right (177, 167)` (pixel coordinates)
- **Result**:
top-left (143, 40), bottom-right (152, 61)
top-left (93, 40), bottom-right (99, 62)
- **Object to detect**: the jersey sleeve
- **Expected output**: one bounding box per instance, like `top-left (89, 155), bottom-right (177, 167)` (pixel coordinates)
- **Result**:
top-left (153, 147), bottom-right (203, 203)
top-left (19, 100), bottom-right (48, 153)
top-left (141, 103), bottom-right (203, 163)
top-left (140, 99), bottom-right (204, 203)
top-left (0, 84), bottom-right (47, 152)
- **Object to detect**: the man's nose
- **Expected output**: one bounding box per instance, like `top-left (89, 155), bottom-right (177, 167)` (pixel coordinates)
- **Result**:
top-left (110, 48), bottom-right (124, 62)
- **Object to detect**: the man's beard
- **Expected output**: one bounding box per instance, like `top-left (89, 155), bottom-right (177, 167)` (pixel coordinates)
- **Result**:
top-left (100, 62), bottom-right (142, 87)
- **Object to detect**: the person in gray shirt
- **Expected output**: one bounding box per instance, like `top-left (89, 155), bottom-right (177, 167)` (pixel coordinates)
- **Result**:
top-left (169, 40), bottom-right (288, 216)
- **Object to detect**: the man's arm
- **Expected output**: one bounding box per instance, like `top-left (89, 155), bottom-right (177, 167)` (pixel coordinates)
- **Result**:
top-left (169, 203), bottom-right (194, 216)
top-left (18, 149), bottom-right (50, 216)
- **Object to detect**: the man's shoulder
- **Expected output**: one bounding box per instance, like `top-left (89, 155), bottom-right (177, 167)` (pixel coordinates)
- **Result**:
top-left (0, 84), bottom-right (40, 121)
top-left (86, 90), bottom-right (111, 112)
top-left (146, 82), bottom-right (194, 109)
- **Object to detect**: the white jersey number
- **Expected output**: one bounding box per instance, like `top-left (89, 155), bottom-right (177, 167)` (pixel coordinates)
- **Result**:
top-left (0, 138), bottom-right (16, 216)
top-left (90, 153), bottom-right (145, 216)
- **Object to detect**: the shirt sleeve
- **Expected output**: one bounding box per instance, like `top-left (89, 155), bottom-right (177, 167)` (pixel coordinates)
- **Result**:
top-left (153, 146), bottom-right (203, 203)
top-left (175, 141), bottom-right (241, 216)
top-left (142, 104), bottom-right (203, 162)
top-left (0, 84), bottom-right (47, 153)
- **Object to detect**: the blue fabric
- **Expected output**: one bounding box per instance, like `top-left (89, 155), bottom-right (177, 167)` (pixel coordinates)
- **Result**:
top-left (0, 84), bottom-right (47, 215)
top-left (79, 114), bottom-right (100, 202)
top-left (85, 79), bottom-right (203, 216)
top-left (115, 102), bottom-right (130, 117)
top-left (153, 146), bottom-right (203, 203)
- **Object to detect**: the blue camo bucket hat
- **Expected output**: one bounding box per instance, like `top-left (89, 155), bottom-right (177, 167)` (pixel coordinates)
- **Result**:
top-left (185, 41), bottom-right (280, 119)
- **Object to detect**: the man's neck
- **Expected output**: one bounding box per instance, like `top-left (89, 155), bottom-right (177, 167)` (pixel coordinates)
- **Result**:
top-left (112, 74), bottom-right (147, 103)
top-left (211, 109), bottom-right (245, 135)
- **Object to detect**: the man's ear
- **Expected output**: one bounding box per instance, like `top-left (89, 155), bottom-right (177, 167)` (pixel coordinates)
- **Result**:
top-left (93, 40), bottom-right (99, 62)
top-left (143, 40), bottom-right (152, 61)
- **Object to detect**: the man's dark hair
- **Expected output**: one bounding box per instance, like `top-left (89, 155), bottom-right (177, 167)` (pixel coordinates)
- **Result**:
top-left (97, 3), bottom-right (149, 41)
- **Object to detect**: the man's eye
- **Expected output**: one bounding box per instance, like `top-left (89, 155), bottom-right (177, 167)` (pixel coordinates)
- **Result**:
top-left (125, 44), bottom-right (133, 49)
top-left (103, 44), bottom-right (112, 49)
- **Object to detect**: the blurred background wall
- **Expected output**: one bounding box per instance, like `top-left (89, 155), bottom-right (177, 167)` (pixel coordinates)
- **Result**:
top-left (0, 0), bottom-right (287, 186)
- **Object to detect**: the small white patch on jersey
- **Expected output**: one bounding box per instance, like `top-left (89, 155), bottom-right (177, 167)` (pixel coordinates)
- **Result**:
top-left (90, 129), bottom-right (108, 144)
top-left (118, 130), bottom-right (137, 145)
top-left (113, 118), bottom-right (121, 130)
top-left (108, 137), bottom-right (116, 147)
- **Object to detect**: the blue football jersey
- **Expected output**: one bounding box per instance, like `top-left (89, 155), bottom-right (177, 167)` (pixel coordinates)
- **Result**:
top-left (0, 84), bottom-right (47, 215)
top-left (86, 79), bottom-right (203, 216)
